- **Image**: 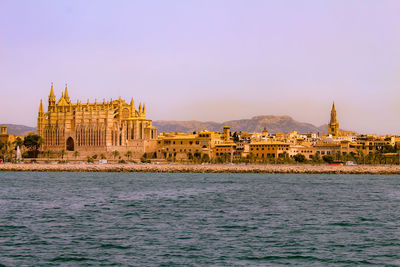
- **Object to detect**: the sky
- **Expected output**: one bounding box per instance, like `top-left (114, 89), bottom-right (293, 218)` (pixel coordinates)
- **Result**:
top-left (0, 0), bottom-right (400, 134)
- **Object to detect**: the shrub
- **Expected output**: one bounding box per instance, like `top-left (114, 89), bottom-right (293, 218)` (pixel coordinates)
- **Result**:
top-left (293, 153), bottom-right (307, 163)
top-left (322, 154), bottom-right (334, 163)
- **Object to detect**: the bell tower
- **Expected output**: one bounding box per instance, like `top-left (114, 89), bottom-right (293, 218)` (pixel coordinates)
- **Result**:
top-left (328, 102), bottom-right (339, 137)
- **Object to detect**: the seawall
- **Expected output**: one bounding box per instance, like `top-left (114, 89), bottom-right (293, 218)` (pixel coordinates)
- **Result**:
top-left (1, 163), bottom-right (400, 174)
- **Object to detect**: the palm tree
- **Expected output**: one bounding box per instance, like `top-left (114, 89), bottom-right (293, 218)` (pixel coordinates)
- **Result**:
top-left (73, 151), bottom-right (80, 159)
top-left (13, 137), bottom-right (24, 149)
top-left (45, 150), bottom-right (53, 159)
top-left (112, 150), bottom-right (120, 159)
top-left (59, 149), bottom-right (66, 160)
top-left (125, 151), bottom-right (132, 160)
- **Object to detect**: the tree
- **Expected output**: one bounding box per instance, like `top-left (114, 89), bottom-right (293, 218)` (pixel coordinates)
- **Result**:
top-left (201, 154), bottom-right (210, 163)
top-left (312, 153), bottom-right (322, 164)
top-left (322, 154), bottom-right (334, 164)
top-left (112, 150), bottom-right (120, 159)
top-left (232, 132), bottom-right (240, 142)
top-left (13, 137), bottom-right (24, 149)
top-left (100, 153), bottom-right (106, 159)
top-left (59, 149), bottom-right (66, 160)
top-left (23, 134), bottom-right (42, 158)
top-left (44, 150), bottom-right (53, 159)
top-left (293, 153), bottom-right (307, 163)
top-left (73, 151), bottom-right (80, 159)
top-left (125, 151), bottom-right (132, 160)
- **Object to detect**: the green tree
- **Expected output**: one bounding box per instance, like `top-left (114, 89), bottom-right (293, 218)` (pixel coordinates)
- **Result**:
top-left (312, 153), bottom-right (322, 164)
top-left (125, 151), bottom-right (133, 160)
top-left (44, 150), bottom-right (53, 159)
top-left (73, 151), bottom-right (80, 159)
top-left (100, 153), bottom-right (106, 159)
top-left (201, 153), bottom-right (210, 163)
top-left (23, 134), bottom-right (42, 158)
top-left (13, 137), bottom-right (24, 149)
top-left (59, 149), bottom-right (66, 160)
top-left (112, 150), bottom-right (120, 159)
top-left (293, 153), bottom-right (307, 163)
top-left (322, 154), bottom-right (334, 164)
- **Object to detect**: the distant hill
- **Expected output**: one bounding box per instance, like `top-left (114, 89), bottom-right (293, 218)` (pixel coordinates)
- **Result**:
top-left (154, 115), bottom-right (328, 134)
top-left (0, 116), bottom-right (329, 136)
top-left (0, 124), bottom-right (36, 136)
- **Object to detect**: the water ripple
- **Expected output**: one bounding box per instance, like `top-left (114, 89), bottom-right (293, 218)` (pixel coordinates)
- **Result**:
top-left (0, 172), bottom-right (400, 265)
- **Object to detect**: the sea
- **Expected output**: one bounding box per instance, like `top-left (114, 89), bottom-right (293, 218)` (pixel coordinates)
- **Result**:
top-left (1, 172), bottom-right (400, 266)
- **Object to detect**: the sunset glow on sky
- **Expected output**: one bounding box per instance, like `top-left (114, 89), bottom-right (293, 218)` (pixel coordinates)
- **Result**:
top-left (1, 0), bottom-right (400, 134)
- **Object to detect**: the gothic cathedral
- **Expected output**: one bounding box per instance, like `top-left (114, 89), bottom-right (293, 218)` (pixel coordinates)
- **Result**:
top-left (37, 83), bottom-right (158, 158)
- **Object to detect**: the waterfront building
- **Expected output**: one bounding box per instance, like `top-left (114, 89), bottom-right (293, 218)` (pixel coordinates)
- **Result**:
top-left (249, 141), bottom-right (290, 160)
top-left (156, 130), bottom-right (223, 160)
top-left (314, 141), bottom-right (341, 156)
top-left (37, 84), bottom-right (157, 159)
top-left (288, 145), bottom-right (315, 160)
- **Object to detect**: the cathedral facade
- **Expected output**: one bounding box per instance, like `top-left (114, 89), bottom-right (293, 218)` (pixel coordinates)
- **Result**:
top-left (37, 84), bottom-right (157, 158)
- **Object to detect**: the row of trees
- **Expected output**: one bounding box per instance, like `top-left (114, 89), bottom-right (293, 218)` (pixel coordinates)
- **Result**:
top-left (0, 134), bottom-right (42, 161)
top-left (160, 148), bottom-right (400, 165)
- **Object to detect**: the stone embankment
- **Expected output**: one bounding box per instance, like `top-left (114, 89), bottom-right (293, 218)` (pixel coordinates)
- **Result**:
top-left (1, 163), bottom-right (400, 174)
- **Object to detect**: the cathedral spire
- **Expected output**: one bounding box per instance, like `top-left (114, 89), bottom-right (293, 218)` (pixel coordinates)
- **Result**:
top-left (143, 103), bottom-right (146, 115)
top-left (38, 99), bottom-right (44, 115)
top-left (64, 84), bottom-right (70, 103)
top-left (48, 82), bottom-right (56, 109)
top-left (49, 82), bottom-right (55, 98)
top-left (130, 98), bottom-right (135, 116)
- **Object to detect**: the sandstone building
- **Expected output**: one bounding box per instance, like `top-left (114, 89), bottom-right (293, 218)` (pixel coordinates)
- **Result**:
top-left (37, 84), bottom-right (157, 159)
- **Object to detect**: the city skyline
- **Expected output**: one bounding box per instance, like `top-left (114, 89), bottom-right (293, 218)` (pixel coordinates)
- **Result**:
top-left (1, 1), bottom-right (400, 134)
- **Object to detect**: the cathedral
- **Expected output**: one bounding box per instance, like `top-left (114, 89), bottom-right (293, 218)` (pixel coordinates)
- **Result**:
top-left (37, 83), bottom-right (157, 158)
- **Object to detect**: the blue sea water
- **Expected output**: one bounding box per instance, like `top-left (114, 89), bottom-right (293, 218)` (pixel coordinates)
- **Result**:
top-left (1, 172), bottom-right (400, 266)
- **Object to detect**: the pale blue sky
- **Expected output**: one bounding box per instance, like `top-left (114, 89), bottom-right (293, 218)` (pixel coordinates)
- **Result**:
top-left (1, 0), bottom-right (399, 134)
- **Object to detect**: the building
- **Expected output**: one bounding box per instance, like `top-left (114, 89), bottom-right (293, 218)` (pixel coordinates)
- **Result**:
top-left (37, 84), bottom-right (157, 159)
top-left (288, 145), bottom-right (315, 159)
top-left (328, 102), bottom-right (339, 137)
top-left (249, 141), bottom-right (290, 160)
top-left (0, 126), bottom-right (18, 145)
top-left (314, 141), bottom-right (341, 156)
top-left (156, 130), bottom-right (224, 160)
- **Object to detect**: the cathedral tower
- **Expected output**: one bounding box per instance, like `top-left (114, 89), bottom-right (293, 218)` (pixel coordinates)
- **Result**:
top-left (328, 102), bottom-right (339, 136)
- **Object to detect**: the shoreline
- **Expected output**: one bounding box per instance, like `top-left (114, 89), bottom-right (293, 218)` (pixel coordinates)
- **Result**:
top-left (1, 163), bottom-right (400, 174)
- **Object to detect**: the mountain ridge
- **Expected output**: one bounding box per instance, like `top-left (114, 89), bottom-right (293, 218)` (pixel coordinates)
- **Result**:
top-left (1, 115), bottom-right (328, 136)
top-left (153, 115), bottom-right (328, 134)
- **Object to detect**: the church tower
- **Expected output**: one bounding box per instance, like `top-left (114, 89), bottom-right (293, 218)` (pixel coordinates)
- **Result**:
top-left (328, 102), bottom-right (339, 136)
top-left (48, 82), bottom-right (56, 111)
top-left (37, 99), bottom-right (44, 138)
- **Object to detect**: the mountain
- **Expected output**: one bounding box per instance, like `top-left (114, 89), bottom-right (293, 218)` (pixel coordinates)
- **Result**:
top-left (153, 115), bottom-right (327, 134)
top-left (1, 115), bottom-right (329, 136)
top-left (0, 124), bottom-right (36, 136)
